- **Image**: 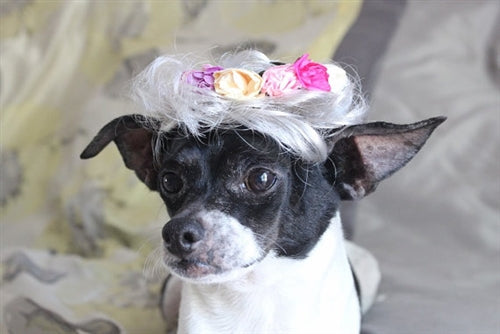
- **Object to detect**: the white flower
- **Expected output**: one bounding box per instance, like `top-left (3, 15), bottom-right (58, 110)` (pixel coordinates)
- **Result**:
top-left (325, 64), bottom-right (349, 95)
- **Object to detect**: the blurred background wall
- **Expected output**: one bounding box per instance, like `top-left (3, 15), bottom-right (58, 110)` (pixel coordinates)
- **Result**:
top-left (1, 1), bottom-right (499, 333)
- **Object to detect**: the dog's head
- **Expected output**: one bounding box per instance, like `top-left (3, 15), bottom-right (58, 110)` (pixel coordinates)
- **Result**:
top-left (81, 115), bottom-right (444, 283)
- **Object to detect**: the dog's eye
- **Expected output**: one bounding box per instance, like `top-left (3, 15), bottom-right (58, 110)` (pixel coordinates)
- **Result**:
top-left (162, 172), bottom-right (183, 194)
top-left (245, 169), bottom-right (276, 192)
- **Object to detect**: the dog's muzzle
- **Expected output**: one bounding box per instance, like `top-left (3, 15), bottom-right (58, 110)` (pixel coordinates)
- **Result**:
top-left (161, 211), bottom-right (264, 281)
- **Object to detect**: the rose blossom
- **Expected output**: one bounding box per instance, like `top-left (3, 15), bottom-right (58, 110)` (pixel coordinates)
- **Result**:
top-left (185, 65), bottom-right (223, 89)
top-left (261, 64), bottom-right (301, 97)
top-left (293, 54), bottom-right (331, 92)
top-left (213, 68), bottom-right (263, 99)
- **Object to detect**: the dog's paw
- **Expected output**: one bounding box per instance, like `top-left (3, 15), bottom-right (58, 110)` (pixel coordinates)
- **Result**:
top-left (160, 274), bottom-right (182, 332)
top-left (345, 241), bottom-right (381, 314)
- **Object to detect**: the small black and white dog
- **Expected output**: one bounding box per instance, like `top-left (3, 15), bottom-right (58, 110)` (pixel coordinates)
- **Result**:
top-left (81, 114), bottom-right (444, 333)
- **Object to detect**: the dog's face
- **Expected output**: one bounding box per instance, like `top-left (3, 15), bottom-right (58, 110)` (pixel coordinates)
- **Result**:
top-left (155, 130), bottom-right (338, 282)
top-left (81, 115), bottom-right (445, 283)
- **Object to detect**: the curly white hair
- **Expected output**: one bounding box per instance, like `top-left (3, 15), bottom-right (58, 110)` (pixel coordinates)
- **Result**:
top-left (131, 50), bottom-right (367, 162)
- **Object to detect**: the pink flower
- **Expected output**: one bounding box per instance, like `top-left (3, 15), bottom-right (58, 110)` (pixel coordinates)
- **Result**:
top-left (293, 54), bottom-right (331, 92)
top-left (185, 65), bottom-right (223, 89)
top-left (261, 65), bottom-right (301, 97)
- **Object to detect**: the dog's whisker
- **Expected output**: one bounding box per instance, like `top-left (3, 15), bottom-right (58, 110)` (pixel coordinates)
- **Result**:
top-left (143, 246), bottom-right (168, 279)
top-left (142, 248), bottom-right (157, 277)
top-left (252, 231), bottom-right (287, 255)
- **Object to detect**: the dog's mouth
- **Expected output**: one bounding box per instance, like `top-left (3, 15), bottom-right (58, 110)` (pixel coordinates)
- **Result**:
top-left (169, 259), bottom-right (222, 278)
top-left (164, 254), bottom-right (265, 283)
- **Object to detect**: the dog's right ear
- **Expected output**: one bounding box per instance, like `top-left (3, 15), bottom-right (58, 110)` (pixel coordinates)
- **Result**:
top-left (325, 117), bottom-right (446, 200)
top-left (80, 115), bottom-right (159, 190)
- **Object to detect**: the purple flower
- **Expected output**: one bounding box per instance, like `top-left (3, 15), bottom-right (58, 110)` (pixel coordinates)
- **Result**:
top-left (185, 65), bottom-right (223, 89)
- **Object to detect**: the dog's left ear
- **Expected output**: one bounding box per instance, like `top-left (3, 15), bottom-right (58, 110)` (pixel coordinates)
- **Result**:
top-left (326, 117), bottom-right (446, 200)
top-left (80, 114), bottom-right (160, 190)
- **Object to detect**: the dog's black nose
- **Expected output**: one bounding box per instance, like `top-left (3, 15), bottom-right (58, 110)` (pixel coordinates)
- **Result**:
top-left (162, 219), bottom-right (205, 258)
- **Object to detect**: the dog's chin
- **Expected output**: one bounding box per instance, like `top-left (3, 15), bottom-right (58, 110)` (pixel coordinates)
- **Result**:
top-left (165, 258), bottom-right (262, 284)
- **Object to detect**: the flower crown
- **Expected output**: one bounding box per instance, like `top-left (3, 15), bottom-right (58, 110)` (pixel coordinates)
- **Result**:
top-left (183, 54), bottom-right (344, 100)
top-left (132, 50), bottom-right (367, 162)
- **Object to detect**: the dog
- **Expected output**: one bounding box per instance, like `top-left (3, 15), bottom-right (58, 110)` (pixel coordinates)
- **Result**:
top-left (81, 113), bottom-right (445, 333)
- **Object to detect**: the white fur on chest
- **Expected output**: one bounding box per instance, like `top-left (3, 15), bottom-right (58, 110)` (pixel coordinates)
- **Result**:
top-left (175, 215), bottom-right (360, 334)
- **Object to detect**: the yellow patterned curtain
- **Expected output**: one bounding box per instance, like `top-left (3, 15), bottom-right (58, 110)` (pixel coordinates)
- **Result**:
top-left (0, 1), bottom-right (362, 332)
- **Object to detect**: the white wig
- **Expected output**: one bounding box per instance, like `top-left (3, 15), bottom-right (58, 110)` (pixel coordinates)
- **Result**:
top-left (131, 50), bottom-right (367, 163)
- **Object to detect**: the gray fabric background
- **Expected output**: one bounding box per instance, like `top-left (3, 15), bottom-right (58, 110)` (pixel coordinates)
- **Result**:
top-left (1, 1), bottom-right (498, 333)
top-left (352, 1), bottom-right (500, 333)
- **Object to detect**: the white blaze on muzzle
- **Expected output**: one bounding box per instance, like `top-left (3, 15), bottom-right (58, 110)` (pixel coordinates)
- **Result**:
top-left (163, 210), bottom-right (263, 283)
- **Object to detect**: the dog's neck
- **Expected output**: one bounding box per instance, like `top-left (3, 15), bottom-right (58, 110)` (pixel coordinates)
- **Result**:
top-left (177, 215), bottom-right (360, 334)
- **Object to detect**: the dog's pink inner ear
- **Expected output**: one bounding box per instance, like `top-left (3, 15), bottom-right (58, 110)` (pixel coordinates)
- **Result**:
top-left (115, 127), bottom-right (157, 190)
top-left (328, 117), bottom-right (445, 200)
